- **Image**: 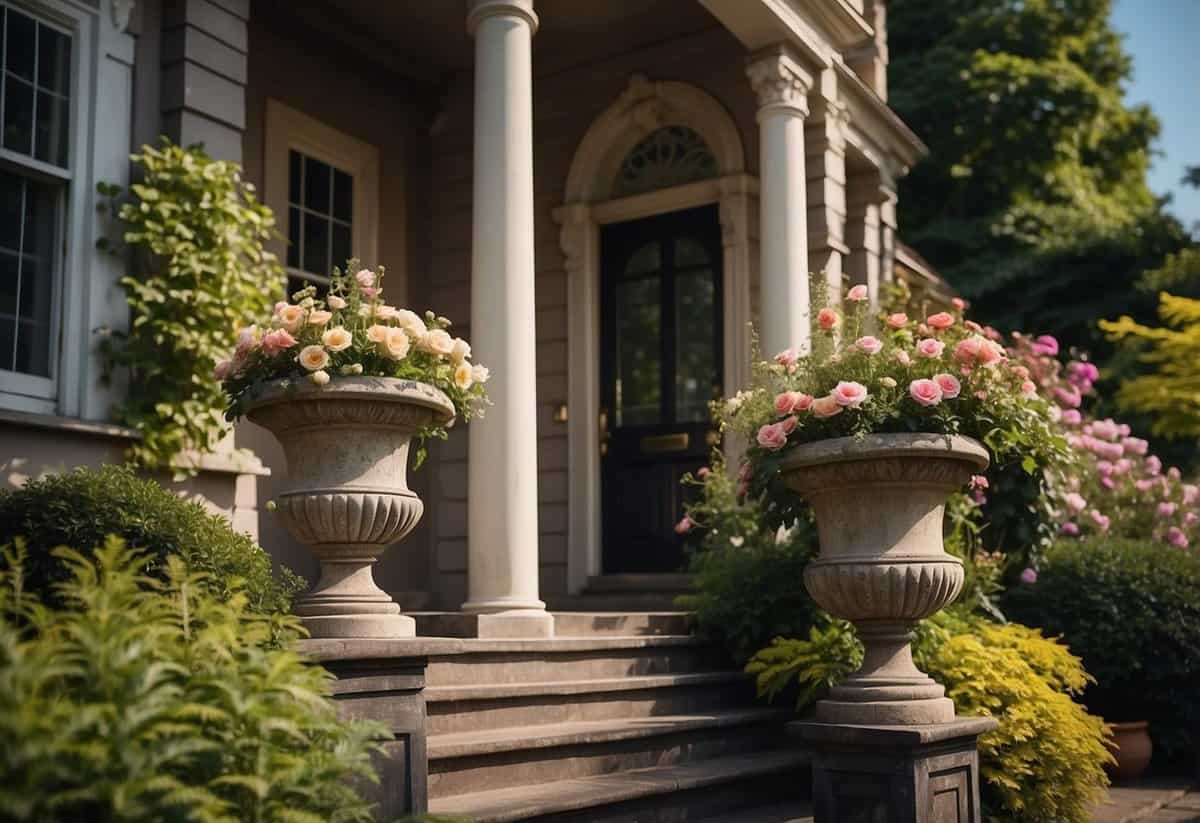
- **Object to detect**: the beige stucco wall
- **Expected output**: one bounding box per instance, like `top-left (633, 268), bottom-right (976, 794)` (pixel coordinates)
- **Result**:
top-left (237, 8), bottom-right (437, 603)
top-left (424, 25), bottom-right (759, 607)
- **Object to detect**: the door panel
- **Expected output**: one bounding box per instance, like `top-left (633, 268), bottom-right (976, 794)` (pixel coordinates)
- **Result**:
top-left (600, 205), bottom-right (722, 574)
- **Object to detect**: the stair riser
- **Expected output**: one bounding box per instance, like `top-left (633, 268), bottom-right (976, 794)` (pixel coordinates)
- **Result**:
top-left (429, 724), bottom-right (783, 799)
top-left (426, 647), bottom-right (724, 688)
top-left (551, 613), bottom-right (694, 637)
top-left (523, 771), bottom-right (809, 823)
top-left (428, 683), bottom-right (754, 735)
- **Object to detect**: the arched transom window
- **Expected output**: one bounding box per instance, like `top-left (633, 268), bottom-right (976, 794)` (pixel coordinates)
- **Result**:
top-left (611, 125), bottom-right (718, 198)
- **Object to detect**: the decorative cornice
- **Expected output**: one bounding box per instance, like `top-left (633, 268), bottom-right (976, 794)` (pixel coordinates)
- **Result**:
top-left (111, 0), bottom-right (134, 32)
top-left (746, 46), bottom-right (814, 117)
top-left (467, 0), bottom-right (538, 37)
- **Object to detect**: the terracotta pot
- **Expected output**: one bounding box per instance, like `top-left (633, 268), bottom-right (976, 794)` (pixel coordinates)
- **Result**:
top-left (780, 432), bottom-right (989, 725)
top-left (1107, 721), bottom-right (1153, 781)
top-left (247, 377), bottom-right (454, 638)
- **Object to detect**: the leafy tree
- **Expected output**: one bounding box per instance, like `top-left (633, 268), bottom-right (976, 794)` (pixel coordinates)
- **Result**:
top-left (888, 0), bottom-right (1193, 354)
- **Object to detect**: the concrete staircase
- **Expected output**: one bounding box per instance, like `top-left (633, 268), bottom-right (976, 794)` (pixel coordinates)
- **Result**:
top-left (424, 612), bottom-right (812, 822)
top-left (546, 575), bottom-right (697, 613)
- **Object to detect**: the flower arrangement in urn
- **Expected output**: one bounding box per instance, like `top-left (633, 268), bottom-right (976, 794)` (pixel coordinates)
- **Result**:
top-left (217, 261), bottom-right (489, 638)
top-left (727, 285), bottom-right (1065, 726)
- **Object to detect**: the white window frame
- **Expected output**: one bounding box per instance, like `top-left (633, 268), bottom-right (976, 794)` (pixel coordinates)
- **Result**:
top-left (0, 0), bottom-right (91, 415)
top-left (263, 99), bottom-right (379, 291)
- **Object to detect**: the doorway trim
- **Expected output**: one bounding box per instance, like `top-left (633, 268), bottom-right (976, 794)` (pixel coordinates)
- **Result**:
top-left (553, 74), bottom-right (758, 594)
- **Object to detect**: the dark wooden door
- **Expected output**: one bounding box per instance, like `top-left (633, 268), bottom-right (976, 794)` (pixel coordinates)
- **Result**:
top-left (600, 205), bottom-right (723, 573)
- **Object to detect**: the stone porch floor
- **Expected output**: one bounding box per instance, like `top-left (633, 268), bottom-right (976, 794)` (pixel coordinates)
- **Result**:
top-left (1093, 778), bottom-right (1198, 823)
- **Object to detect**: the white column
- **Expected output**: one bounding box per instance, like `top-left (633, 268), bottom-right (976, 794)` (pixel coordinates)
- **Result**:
top-left (463, 0), bottom-right (553, 638)
top-left (747, 46), bottom-right (814, 357)
top-left (846, 172), bottom-right (883, 308)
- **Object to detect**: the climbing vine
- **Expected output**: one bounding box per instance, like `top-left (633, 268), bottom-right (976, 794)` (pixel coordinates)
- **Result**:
top-left (98, 140), bottom-right (284, 474)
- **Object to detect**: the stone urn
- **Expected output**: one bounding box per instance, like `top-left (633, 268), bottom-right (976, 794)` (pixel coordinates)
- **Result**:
top-left (780, 432), bottom-right (989, 725)
top-left (247, 377), bottom-right (454, 638)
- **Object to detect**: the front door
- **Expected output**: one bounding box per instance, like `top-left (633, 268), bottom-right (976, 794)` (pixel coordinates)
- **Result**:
top-left (599, 205), bottom-right (723, 573)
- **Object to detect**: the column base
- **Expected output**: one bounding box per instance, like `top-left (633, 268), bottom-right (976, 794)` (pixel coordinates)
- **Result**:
top-left (412, 610), bottom-right (555, 639)
top-left (790, 716), bottom-right (997, 823)
top-left (298, 612), bottom-right (416, 639)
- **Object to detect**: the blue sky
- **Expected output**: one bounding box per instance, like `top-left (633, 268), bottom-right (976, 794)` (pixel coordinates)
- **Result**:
top-left (1110, 0), bottom-right (1200, 230)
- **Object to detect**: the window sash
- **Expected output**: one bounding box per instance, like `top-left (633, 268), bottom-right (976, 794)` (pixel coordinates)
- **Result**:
top-left (0, 3), bottom-right (73, 174)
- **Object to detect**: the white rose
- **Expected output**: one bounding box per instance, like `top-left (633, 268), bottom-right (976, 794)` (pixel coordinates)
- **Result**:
top-left (276, 304), bottom-right (305, 332)
top-left (298, 345), bottom-right (329, 371)
top-left (395, 309), bottom-right (427, 339)
top-left (375, 305), bottom-right (399, 321)
top-left (470, 363), bottom-right (490, 384)
top-left (384, 327), bottom-right (411, 360)
top-left (454, 361), bottom-right (474, 390)
top-left (450, 337), bottom-right (472, 364)
top-left (420, 328), bottom-right (454, 357)
top-left (322, 326), bottom-right (353, 352)
top-left (366, 324), bottom-right (389, 344)
top-left (327, 295), bottom-right (347, 310)
top-left (307, 309), bottom-right (333, 327)
top-left (309, 369), bottom-right (330, 386)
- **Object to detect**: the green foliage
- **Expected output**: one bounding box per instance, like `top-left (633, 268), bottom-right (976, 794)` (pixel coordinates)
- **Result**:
top-left (0, 465), bottom-right (302, 614)
top-left (748, 613), bottom-right (1111, 823)
top-left (674, 455), bottom-right (820, 663)
top-left (1101, 288), bottom-right (1200, 438)
top-left (1004, 537), bottom-right (1200, 759)
top-left (744, 619), bottom-right (862, 707)
top-left (889, 0), bottom-right (1194, 355)
top-left (98, 140), bottom-right (285, 475)
top-left (0, 537), bottom-right (384, 822)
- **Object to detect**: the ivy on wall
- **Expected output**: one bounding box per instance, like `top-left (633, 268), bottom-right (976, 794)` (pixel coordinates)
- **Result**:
top-left (99, 140), bottom-right (285, 474)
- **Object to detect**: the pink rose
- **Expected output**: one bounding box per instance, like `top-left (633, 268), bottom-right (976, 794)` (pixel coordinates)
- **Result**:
top-left (926, 312), bottom-right (955, 331)
top-left (1184, 484), bottom-right (1199, 505)
top-left (361, 286), bottom-right (380, 299)
top-left (355, 268), bottom-right (376, 287)
top-left (1021, 380), bottom-right (1037, 397)
top-left (274, 301), bottom-right (288, 314)
top-left (952, 297), bottom-right (967, 311)
top-left (812, 394), bottom-right (843, 419)
top-left (970, 474), bottom-right (989, 490)
top-left (793, 393), bottom-right (814, 412)
top-left (697, 467), bottom-right (711, 479)
top-left (235, 325), bottom-right (258, 355)
top-left (1168, 527), bottom-right (1189, 549)
top-left (1061, 409), bottom-right (1082, 426)
top-left (1011, 365), bottom-right (1030, 379)
top-left (1169, 466), bottom-right (1182, 482)
top-left (1064, 492), bottom-right (1087, 513)
top-left (260, 328), bottom-right (298, 356)
top-left (1123, 437), bottom-right (1149, 455)
top-left (756, 422), bottom-right (788, 450)
top-left (1135, 479), bottom-right (1156, 492)
top-left (1187, 512), bottom-right (1198, 527)
top-left (674, 516), bottom-right (693, 535)
top-left (774, 348), bottom-right (800, 369)
top-left (1088, 510), bottom-right (1111, 532)
top-left (894, 350), bottom-right (912, 366)
top-left (1147, 455), bottom-right (1162, 476)
top-left (779, 415), bottom-right (798, 435)
top-left (1060, 521), bottom-right (1080, 536)
top-left (886, 313), bottom-right (908, 329)
top-left (933, 373), bottom-right (961, 399)
top-left (1054, 386), bottom-right (1082, 408)
top-left (817, 308), bottom-right (841, 331)
top-left (1019, 567), bottom-right (1038, 584)
top-left (832, 381), bottom-right (869, 408)
top-left (1158, 501), bottom-right (1178, 518)
top-left (855, 336), bottom-right (883, 355)
top-left (909, 378), bottom-right (942, 407)
top-left (916, 338), bottom-right (945, 359)
top-left (1031, 335), bottom-right (1059, 356)
top-left (846, 284), bottom-right (869, 302)
top-left (213, 359), bottom-right (233, 381)
top-left (1088, 419), bottom-right (1119, 441)
top-left (965, 320), bottom-right (984, 334)
top-left (775, 392), bottom-right (799, 417)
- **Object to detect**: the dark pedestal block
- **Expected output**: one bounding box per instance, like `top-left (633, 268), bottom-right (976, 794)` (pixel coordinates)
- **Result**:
top-left (790, 716), bottom-right (998, 823)
top-left (298, 638), bottom-right (461, 819)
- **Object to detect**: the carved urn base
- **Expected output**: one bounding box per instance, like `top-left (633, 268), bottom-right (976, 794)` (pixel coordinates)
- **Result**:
top-left (248, 377), bottom-right (454, 639)
top-left (781, 433), bottom-right (989, 726)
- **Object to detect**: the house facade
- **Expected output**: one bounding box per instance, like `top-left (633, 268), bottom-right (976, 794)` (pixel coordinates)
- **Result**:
top-left (0, 0), bottom-right (927, 631)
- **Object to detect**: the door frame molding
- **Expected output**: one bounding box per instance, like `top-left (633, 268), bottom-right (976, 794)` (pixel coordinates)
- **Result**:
top-left (553, 75), bottom-right (758, 594)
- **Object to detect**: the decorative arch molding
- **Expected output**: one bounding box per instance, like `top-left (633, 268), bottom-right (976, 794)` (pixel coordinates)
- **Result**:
top-left (553, 74), bottom-right (758, 594)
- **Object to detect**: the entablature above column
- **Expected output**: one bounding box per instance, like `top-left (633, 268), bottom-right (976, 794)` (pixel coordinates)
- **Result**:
top-left (702, 0), bottom-right (873, 67)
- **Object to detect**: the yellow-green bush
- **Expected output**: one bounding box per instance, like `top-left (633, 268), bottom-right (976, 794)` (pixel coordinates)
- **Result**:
top-left (747, 613), bottom-right (1112, 823)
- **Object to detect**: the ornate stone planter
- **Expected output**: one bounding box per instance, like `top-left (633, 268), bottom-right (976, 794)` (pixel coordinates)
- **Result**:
top-left (780, 432), bottom-right (989, 725)
top-left (247, 377), bottom-right (454, 638)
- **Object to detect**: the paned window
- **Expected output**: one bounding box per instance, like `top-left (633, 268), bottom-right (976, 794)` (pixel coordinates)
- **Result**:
top-left (612, 126), bottom-right (717, 198)
top-left (285, 149), bottom-right (353, 297)
top-left (0, 3), bottom-right (69, 388)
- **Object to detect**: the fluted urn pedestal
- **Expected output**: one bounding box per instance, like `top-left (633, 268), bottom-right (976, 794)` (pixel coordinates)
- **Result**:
top-left (248, 377), bottom-right (454, 639)
top-left (781, 432), bottom-right (989, 726)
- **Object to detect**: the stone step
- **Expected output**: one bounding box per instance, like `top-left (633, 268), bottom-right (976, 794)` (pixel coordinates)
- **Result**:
top-left (426, 671), bottom-right (753, 734)
top-left (698, 800), bottom-right (815, 822)
top-left (412, 611), bottom-right (695, 638)
top-left (428, 708), bottom-right (790, 799)
top-left (546, 592), bottom-right (691, 612)
top-left (429, 749), bottom-right (812, 822)
top-left (424, 635), bottom-right (724, 688)
top-left (584, 574), bottom-right (695, 593)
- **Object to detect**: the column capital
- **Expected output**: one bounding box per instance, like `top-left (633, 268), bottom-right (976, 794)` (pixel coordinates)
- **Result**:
top-left (747, 46), bottom-right (814, 118)
top-left (467, 0), bottom-right (538, 36)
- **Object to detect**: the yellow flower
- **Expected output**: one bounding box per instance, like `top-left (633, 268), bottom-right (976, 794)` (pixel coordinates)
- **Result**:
top-left (298, 345), bottom-right (329, 371)
top-left (322, 326), bottom-right (353, 352)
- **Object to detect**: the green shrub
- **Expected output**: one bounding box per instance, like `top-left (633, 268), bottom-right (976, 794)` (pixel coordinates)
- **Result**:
top-left (0, 537), bottom-right (383, 822)
top-left (0, 465), bottom-right (302, 614)
top-left (746, 612), bottom-right (1111, 823)
top-left (1004, 537), bottom-right (1200, 760)
top-left (674, 457), bottom-right (820, 663)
